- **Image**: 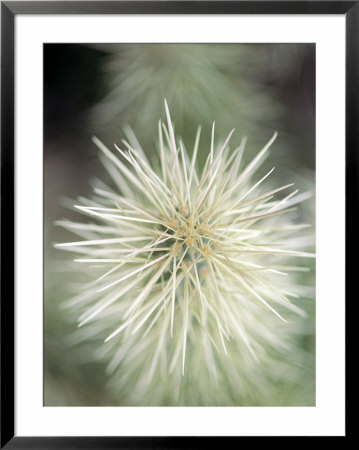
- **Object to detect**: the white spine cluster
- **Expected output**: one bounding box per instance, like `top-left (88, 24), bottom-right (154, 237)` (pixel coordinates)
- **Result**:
top-left (57, 102), bottom-right (314, 405)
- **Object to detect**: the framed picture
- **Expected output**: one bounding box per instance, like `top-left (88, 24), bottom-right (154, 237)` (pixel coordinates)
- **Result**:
top-left (1, 1), bottom-right (353, 446)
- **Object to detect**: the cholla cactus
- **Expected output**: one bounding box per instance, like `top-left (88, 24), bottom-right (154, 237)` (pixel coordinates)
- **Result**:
top-left (57, 102), bottom-right (314, 406)
top-left (90, 44), bottom-right (283, 147)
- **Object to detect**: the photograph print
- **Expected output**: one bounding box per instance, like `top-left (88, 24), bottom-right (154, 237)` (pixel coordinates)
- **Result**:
top-left (44, 43), bottom-right (315, 407)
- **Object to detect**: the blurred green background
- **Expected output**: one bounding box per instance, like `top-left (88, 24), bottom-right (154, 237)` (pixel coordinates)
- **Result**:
top-left (44, 43), bottom-right (315, 406)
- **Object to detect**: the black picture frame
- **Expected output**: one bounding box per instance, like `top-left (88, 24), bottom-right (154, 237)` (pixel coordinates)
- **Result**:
top-left (1, 1), bottom-right (354, 447)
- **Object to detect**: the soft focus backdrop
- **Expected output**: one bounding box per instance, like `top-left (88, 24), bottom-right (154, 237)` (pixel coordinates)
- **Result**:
top-left (44, 43), bottom-right (315, 406)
